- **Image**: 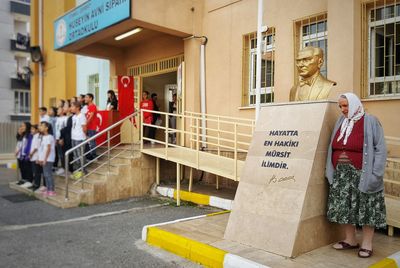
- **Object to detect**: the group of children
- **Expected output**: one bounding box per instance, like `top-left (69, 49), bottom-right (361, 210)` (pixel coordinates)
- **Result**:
top-left (15, 94), bottom-right (98, 197)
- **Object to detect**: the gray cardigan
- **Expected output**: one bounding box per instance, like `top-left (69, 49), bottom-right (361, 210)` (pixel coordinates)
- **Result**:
top-left (325, 114), bottom-right (387, 193)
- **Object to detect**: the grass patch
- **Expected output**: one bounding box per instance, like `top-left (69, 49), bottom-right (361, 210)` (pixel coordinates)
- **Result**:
top-left (78, 202), bottom-right (89, 207)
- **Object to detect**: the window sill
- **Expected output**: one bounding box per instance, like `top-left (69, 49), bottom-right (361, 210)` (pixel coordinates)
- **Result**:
top-left (238, 106), bottom-right (255, 110)
top-left (361, 96), bottom-right (400, 102)
top-left (238, 103), bottom-right (277, 110)
top-left (10, 113), bottom-right (30, 121)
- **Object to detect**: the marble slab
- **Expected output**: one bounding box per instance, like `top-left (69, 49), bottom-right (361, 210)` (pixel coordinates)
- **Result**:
top-left (224, 101), bottom-right (342, 257)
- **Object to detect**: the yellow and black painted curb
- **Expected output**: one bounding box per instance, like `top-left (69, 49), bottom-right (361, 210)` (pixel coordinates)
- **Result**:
top-left (141, 211), bottom-right (269, 268)
top-left (156, 186), bottom-right (233, 210)
top-left (370, 252), bottom-right (400, 268)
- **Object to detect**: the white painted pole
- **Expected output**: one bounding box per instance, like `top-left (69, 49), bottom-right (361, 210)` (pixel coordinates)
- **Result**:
top-left (38, 0), bottom-right (43, 108)
top-left (255, 0), bottom-right (263, 121)
top-left (200, 43), bottom-right (207, 148)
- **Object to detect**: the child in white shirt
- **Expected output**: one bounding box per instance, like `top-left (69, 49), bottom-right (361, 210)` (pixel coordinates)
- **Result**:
top-left (55, 107), bottom-right (68, 175)
top-left (71, 101), bottom-right (87, 179)
top-left (29, 124), bottom-right (42, 191)
top-left (38, 121), bottom-right (56, 196)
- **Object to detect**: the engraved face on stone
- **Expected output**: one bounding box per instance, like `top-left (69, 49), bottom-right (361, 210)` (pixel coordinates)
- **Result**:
top-left (295, 47), bottom-right (324, 79)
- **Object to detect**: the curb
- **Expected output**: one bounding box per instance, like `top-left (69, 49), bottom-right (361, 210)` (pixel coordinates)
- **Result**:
top-left (0, 162), bottom-right (17, 169)
top-left (370, 252), bottom-right (400, 268)
top-left (156, 186), bottom-right (234, 210)
top-left (142, 212), bottom-right (269, 268)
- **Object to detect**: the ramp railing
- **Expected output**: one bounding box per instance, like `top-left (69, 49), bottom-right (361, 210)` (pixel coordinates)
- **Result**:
top-left (140, 109), bottom-right (255, 181)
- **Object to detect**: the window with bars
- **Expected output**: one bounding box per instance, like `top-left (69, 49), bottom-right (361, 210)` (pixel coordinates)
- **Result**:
top-left (362, 1), bottom-right (400, 97)
top-left (242, 28), bottom-right (275, 106)
top-left (14, 90), bottom-right (30, 115)
top-left (294, 13), bottom-right (328, 77)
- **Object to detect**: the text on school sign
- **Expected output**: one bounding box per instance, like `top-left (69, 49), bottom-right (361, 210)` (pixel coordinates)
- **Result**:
top-left (54, 0), bottom-right (130, 49)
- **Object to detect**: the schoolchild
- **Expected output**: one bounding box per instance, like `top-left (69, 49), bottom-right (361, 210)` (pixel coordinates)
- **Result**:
top-left (71, 101), bottom-right (87, 179)
top-left (39, 107), bottom-right (50, 123)
top-left (28, 124), bottom-right (42, 191)
top-left (16, 122), bottom-right (33, 188)
top-left (60, 104), bottom-right (74, 173)
top-left (38, 122), bottom-right (56, 196)
top-left (55, 106), bottom-right (68, 175)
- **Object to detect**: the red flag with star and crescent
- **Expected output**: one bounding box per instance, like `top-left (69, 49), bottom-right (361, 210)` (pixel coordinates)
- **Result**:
top-left (117, 75), bottom-right (136, 126)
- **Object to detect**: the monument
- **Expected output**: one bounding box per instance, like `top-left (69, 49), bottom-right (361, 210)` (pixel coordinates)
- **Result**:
top-left (224, 47), bottom-right (341, 257)
top-left (289, 46), bottom-right (336, 101)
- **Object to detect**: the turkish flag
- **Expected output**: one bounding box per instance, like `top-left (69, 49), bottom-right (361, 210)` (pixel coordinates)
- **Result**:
top-left (117, 75), bottom-right (134, 119)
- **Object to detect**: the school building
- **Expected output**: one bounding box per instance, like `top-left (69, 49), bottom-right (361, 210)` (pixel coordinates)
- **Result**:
top-left (29, 0), bottom-right (399, 136)
top-left (27, 0), bottom-right (400, 210)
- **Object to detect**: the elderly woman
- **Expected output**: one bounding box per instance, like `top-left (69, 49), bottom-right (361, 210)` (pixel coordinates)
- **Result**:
top-left (325, 93), bottom-right (387, 258)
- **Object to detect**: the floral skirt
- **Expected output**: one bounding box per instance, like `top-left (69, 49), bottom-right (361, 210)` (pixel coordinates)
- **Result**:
top-left (327, 163), bottom-right (387, 229)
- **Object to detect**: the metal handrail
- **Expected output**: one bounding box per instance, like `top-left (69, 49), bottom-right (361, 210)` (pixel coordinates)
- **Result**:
top-left (140, 109), bottom-right (254, 181)
top-left (184, 111), bottom-right (255, 125)
top-left (64, 111), bottom-right (138, 200)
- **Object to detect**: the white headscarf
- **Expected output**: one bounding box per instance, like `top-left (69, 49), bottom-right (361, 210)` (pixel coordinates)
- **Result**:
top-left (337, 93), bottom-right (365, 145)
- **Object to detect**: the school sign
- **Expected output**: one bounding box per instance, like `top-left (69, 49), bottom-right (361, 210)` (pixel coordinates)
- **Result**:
top-left (54, 0), bottom-right (130, 49)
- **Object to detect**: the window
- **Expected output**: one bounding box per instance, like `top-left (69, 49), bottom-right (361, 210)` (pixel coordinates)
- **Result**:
top-left (88, 73), bottom-right (99, 105)
top-left (294, 13), bottom-right (328, 77)
top-left (14, 90), bottom-right (30, 115)
top-left (242, 28), bottom-right (276, 106)
top-left (362, 1), bottom-right (400, 97)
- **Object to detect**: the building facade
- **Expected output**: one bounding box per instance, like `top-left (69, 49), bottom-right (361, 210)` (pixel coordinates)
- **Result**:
top-left (30, 0), bottom-right (400, 141)
top-left (0, 0), bottom-right (31, 122)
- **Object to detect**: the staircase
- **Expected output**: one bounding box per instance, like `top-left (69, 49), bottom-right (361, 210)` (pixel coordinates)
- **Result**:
top-left (9, 145), bottom-right (156, 208)
top-left (9, 112), bottom-right (158, 208)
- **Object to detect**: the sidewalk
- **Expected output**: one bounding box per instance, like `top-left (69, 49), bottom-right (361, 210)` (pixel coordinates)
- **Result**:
top-left (142, 212), bottom-right (400, 268)
top-left (0, 154), bottom-right (17, 169)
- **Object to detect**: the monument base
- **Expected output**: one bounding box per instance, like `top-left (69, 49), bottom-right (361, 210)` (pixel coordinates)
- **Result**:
top-left (224, 101), bottom-right (343, 257)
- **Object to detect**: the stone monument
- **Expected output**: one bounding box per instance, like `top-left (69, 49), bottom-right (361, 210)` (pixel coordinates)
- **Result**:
top-left (224, 101), bottom-right (342, 257)
top-left (289, 46), bottom-right (336, 101)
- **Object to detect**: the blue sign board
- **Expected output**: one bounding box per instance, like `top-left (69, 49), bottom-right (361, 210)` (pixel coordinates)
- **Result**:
top-left (54, 0), bottom-right (130, 49)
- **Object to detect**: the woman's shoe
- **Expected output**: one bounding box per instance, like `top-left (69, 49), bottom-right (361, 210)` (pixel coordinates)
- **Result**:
top-left (333, 241), bottom-right (359, 250)
top-left (358, 248), bottom-right (373, 258)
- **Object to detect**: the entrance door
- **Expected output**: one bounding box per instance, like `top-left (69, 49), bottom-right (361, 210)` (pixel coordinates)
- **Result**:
top-left (164, 84), bottom-right (178, 114)
top-left (133, 76), bottom-right (141, 142)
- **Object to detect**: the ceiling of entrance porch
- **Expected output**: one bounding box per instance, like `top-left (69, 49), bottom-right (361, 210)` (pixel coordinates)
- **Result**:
top-left (57, 18), bottom-right (189, 57)
top-left (99, 28), bottom-right (163, 48)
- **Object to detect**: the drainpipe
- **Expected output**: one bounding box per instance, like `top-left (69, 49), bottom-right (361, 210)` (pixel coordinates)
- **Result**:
top-left (183, 35), bottom-right (208, 149)
top-left (38, 0), bottom-right (43, 108)
top-left (255, 0), bottom-right (263, 121)
top-left (199, 37), bottom-right (208, 148)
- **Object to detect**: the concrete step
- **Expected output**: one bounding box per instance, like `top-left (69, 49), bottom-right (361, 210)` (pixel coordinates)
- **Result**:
top-left (53, 178), bottom-right (90, 199)
top-left (8, 182), bottom-right (80, 208)
top-left (97, 150), bottom-right (140, 161)
top-left (86, 164), bottom-right (120, 175)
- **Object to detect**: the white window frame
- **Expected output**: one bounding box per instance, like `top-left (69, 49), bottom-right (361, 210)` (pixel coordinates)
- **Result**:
top-left (300, 20), bottom-right (328, 77)
top-left (368, 5), bottom-right (400, 97)
top-left (13, 89), bottom-right (30, 115)
top-left (248, 33), bottom-right (275, 105)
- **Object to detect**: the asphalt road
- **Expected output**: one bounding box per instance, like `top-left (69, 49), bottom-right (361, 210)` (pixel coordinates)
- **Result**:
top-left (0, 168), bottom-right (215, 267)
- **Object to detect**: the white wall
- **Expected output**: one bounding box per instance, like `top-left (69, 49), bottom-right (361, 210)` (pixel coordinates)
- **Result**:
top-left (76, 55), bottom-right (110, 110)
